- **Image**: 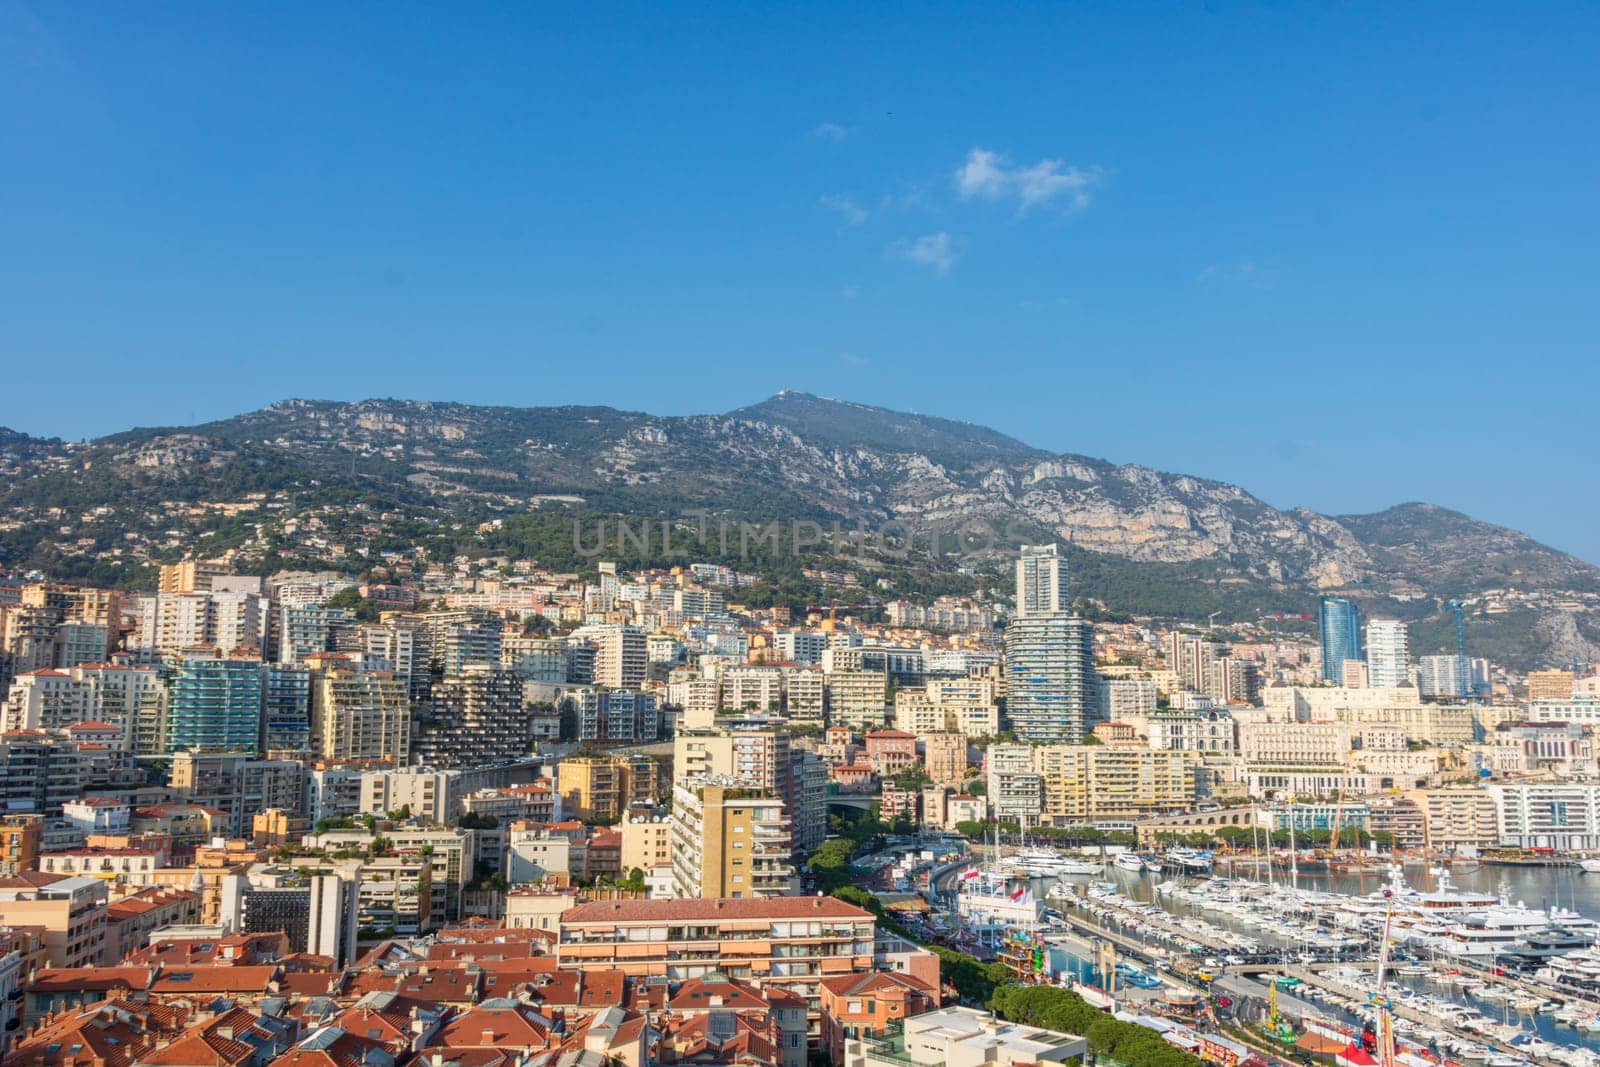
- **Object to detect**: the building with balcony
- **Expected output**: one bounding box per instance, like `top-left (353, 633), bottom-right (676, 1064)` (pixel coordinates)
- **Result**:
top-left (557, 896), bottom-right (879, 1048)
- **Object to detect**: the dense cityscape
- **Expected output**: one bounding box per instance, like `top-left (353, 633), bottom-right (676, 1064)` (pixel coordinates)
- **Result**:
top-left (0, 533), bottom-right (1595, 1067)
top-left (7, 5), bottom-right (1598, 1067)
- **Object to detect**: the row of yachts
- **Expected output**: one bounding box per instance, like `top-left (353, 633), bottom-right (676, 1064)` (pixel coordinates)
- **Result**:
top-left (1299, 968), bottom-right (1600, 1067)
top-left (1161, 865), bottom-right (1600, 968)
top-left (1003, 845), bottom-right (1212, 879)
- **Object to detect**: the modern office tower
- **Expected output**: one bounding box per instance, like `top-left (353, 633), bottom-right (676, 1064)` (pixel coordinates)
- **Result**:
top-left (262, 664), bottom-right (312, 752)
top-left (411, 666), bottom-right (527, 768)
top-left (1003, 613), bottom-right (1099, 743)
top-left (308, 665), bottom-right (410, 763)
top-left (164, 654), bottom-right (264, 754)
top-left (1015, 543), bottom-right (1071, 618)
top-left (1365, 619), bottom-right (1411, 688)
top-left (569, 624), bottom-right (647, 689)
top-left (1318, 596), bottom-right (1362, 682)
top-left (669, 781), bottom-right (795, 899)
top-left (277, 605), bottom-right (356, 665)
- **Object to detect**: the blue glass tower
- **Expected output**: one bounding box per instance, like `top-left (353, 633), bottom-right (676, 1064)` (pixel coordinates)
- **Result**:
top-left (1318, 597), bottom-right (1362, 682)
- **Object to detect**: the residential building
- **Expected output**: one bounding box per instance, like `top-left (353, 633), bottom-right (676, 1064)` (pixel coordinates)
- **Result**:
top-left (669, 782), bottom-right (795, 899)
top-left (1014, 544), bottom-right (1070, 618)
top-left (1488, 783), bottom-right (1600, 850)
top-left (164, 654), bottom-right (264, 754)
top-left (166, 752), bottom-right (303, 837)
top-left (0, 873), bottom-right (108, 968)
top-left (1031, 746), bottom-right (1200, 826)
top-left (411, 667), bottom-right (529, 768)
top-left (309, 665), bottom-right (409, 763)
top-left (1365, 620), bottom-right (1410, 689)
top-left (569, 625), bottom-right (647, 689)
top-left (557, 896), bottom-right (879, 1044)
top-left (1003, 614), bottom-right (1098, 743)
top-left (1527, 669), bottom-right (1576, 702)
top-left (921, 731), bottom-right (967, 787)
top-left (819, 972), bottom-right (938, 1066)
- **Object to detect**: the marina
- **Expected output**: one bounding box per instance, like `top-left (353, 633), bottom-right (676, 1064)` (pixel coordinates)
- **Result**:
top-left (927, 841), bottom-right (1600, 1065)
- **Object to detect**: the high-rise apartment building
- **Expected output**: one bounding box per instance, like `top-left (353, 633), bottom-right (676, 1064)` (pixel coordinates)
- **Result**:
top-left (1417, 654), bottom-right (1467, 700)
top-left (158, 560), bottom-right (236, 595)
top-left (569, 625), bottom-right (647, 689)
top-left (277, 606), bottom-right (356, 665)
top-left (309, 665), bottom-right (410, 763)
top-left (164, 654), bottom-right (264, 753)
top-left (668, 782), bottom-right (795, 899)
top-left (1318, 597), bottom-right (1362, 682)
top-left (1365, 619), bottom-right (1410, 689)
top-left (411, 667), bottom-right (528, 769)
top-left (1003, 613), bottom-right (1099, 743)
top-left (1015, 544), bottom-right (1070, 618)
top-left (262, 664), bottom-right (312, 752)
top-left (557, 756), bottom-right (646, 822)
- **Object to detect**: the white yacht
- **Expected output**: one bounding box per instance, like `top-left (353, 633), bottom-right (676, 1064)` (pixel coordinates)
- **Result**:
top-left (1113, 852), bottom-right (1149, 873)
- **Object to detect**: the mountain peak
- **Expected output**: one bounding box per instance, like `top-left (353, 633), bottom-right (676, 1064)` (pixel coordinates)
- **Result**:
top-left (729, 391), bottom-right (1042, 467)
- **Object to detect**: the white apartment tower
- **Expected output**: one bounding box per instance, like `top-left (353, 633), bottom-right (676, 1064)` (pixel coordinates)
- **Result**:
top-left (1015, 544), bottom-right (1070, 617)
top-left (1365, 620), bottom-right (1411, 689)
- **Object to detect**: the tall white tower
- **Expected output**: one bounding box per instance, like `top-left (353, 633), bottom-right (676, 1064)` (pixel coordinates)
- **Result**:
top-left (1015, 543), bottom-right (1070, 617)
top-left (1365, 619), bottom-right (1411, 689)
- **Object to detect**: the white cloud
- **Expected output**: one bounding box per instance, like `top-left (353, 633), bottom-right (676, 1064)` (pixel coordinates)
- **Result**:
top-left (894, 232), bottom-right (958, 275)
top-left (811, 122), bottom-right (850, 142)
top-left (954, 147), bottom-right (1104, 214)
top-left (818, 194), bottom-right (868, 226)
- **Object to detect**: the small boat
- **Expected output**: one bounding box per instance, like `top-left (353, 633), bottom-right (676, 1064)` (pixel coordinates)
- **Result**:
top-left (1580, 858), bottom-right (1600, 874)
top-left (1114, 853), bottom-right (1148, 873)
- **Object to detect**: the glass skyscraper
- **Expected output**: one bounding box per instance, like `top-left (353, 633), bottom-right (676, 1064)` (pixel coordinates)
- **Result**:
top-left (1317, 597), bottom-right (1362, 682)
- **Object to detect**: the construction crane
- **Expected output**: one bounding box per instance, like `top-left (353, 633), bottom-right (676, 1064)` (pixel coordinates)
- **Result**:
top-left (1445, 600), bottom-right (1469, 698)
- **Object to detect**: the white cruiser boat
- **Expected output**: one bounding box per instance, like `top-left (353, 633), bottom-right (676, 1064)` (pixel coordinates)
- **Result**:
top-left (1113, 852), bottom-right (1149, 873)
top-left (1580, 858), bottom-right (1600, 874)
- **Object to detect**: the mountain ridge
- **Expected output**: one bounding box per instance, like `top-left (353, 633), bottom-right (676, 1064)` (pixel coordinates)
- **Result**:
top-left (1, 392), bottom-right (1595, 668)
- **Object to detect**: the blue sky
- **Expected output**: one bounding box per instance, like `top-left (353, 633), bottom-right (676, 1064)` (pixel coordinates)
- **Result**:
top-left (4, 4), bottom-right (1598, 562)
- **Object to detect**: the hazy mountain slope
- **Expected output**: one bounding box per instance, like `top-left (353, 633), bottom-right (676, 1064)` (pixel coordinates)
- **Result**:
top-left (1, 393), bottom-right (1595, 667)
